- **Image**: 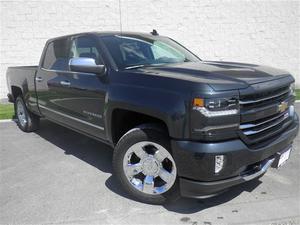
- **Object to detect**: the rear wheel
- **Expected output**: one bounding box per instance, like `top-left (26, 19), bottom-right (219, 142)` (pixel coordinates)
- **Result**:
top-left (113, 125), bottom-right (179, 204)
top-left (15, 96), bottom-right (39, 132)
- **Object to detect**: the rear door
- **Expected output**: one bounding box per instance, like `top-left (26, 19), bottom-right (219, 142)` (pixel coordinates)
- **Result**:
top-left (35, 35), bottom-right (107, 140)
top-left (35, 37), bottom-right (72, 121)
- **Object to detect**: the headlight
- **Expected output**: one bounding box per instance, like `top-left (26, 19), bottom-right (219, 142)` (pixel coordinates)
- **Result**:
top-left (193, 97), bottom-right (239, 117)
top-left (290, 82), bottom-right (296, 96)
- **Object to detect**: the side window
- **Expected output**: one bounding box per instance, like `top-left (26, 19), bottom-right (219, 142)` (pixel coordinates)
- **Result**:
top-left (70, 36), bottom-right (102, 65)
top-left (118, 40), bottom-right (152, 66)
top-left (42, 38), bottom-right (70, 71)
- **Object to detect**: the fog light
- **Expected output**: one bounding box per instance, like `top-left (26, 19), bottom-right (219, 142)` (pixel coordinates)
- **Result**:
top-left (215, 155), bottom-right (225, 173)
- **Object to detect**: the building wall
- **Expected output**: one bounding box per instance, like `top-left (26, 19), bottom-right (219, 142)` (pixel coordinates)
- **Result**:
top-left (0, 0), bottom-right (299, 98)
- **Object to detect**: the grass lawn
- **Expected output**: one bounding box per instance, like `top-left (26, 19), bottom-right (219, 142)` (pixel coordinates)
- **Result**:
top-left (296, 89), bottom-right (300, 101)
top-left (0, 103), bottom-right (15, 120)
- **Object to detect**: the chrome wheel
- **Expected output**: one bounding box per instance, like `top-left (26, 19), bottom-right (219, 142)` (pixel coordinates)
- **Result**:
top-left (17, 100), bottom-right (27, 127)
top-left (123, 141), bottom-right (177, 195)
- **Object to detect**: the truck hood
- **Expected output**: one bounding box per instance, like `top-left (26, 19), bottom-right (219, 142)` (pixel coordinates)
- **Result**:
top-left (136, 61), bottom-right (291, 91)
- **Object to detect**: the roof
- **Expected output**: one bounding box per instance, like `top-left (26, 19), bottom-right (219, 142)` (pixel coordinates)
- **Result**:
top-left (47, 31), bottom-right (161, 42)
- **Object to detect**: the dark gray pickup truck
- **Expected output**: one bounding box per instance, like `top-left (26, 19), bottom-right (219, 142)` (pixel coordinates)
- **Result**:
top-left (6, 31), bottom-right (299, 204)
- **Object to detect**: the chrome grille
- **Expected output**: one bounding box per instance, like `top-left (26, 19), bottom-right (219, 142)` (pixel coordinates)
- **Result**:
top-left (239, 87), bottom-right (290, 105)
top-left (239, 84), bottom-right (294, 147)
top-left (240, 111), bottom-right (289, 136)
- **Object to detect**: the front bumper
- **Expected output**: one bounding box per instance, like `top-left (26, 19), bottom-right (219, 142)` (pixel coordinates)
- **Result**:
top-left (171, 114), bottom-right (299, 198)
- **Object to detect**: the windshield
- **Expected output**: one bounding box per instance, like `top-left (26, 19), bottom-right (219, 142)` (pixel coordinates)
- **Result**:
top-left (100, 35), bottom-right (200, 69)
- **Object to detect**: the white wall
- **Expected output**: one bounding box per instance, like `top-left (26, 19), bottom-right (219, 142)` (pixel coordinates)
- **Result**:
top-left (0, 0), bottom-right (299, 98)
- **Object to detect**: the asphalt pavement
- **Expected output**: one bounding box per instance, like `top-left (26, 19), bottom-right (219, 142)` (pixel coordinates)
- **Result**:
top-left (0, 105), bottom-right (300, 225)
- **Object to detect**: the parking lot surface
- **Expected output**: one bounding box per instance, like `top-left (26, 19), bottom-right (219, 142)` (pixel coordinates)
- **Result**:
top-left (0, 106), bottom-right (300, 225)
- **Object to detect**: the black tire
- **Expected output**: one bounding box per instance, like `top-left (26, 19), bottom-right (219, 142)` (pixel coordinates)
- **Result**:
top-left (113, 124), bottom-right (179, 205)
top-left (15, 96), bottom-right (40, 132)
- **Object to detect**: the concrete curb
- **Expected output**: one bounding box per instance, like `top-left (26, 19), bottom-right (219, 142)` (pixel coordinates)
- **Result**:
top-left (0, 119), bottom-right (16, 123)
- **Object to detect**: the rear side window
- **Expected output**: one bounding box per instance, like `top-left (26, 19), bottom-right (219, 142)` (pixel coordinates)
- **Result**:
top-left (42, 38), bottom-right (70, 71)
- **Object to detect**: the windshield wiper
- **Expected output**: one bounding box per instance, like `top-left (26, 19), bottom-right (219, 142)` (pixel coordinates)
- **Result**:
top-left (124, 65), bottom-right (147, 70)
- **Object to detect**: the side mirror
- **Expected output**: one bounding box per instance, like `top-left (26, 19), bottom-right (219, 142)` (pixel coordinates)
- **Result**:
top-left (69, 57), bottom-right (106, 75)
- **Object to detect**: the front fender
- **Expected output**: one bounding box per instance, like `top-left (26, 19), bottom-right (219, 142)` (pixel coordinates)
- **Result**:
top-left (104, 84), bottom-right (189, 142)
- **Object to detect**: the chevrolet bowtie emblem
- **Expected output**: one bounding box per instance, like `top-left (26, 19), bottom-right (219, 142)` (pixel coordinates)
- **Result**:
top-left (278, 101), bottom-right (288, 113)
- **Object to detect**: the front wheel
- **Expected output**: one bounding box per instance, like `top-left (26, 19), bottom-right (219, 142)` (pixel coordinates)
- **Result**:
top-left (113, 125), bottom-right (179, 205)
top-left (15, 96), bottom-right (39, 132)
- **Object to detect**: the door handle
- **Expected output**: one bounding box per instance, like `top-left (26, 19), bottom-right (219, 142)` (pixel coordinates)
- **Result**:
top-left (35, 77), bottom-right (43, 82)
top-left (60, 80), bottom-right (71, 87)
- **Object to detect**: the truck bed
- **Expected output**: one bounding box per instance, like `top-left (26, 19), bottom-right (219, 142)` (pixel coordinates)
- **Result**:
top-left (6, 66), bottom-right (38, 92)
top-left (7, 66), bottom-right (38, 70)
top-left (6, 65), bottom-right (39, 113)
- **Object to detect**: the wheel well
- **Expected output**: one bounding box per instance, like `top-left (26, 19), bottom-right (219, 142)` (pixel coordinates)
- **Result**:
top-left (111, 109), bottom-right (169, 145)
top-left (11, 86), bottom-right (22, 101)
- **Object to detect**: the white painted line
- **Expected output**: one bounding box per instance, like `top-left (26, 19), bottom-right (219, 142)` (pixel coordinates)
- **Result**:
top-left (0, 119), bottom-right (17, 123)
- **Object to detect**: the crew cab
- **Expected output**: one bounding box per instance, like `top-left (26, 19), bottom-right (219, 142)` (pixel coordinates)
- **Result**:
top-left (6, 31), bottom-right (299, 204)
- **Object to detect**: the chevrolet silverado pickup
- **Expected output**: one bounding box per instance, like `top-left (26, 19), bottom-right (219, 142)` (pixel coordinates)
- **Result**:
top-left (6, 31), bottom-right (299, 204)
